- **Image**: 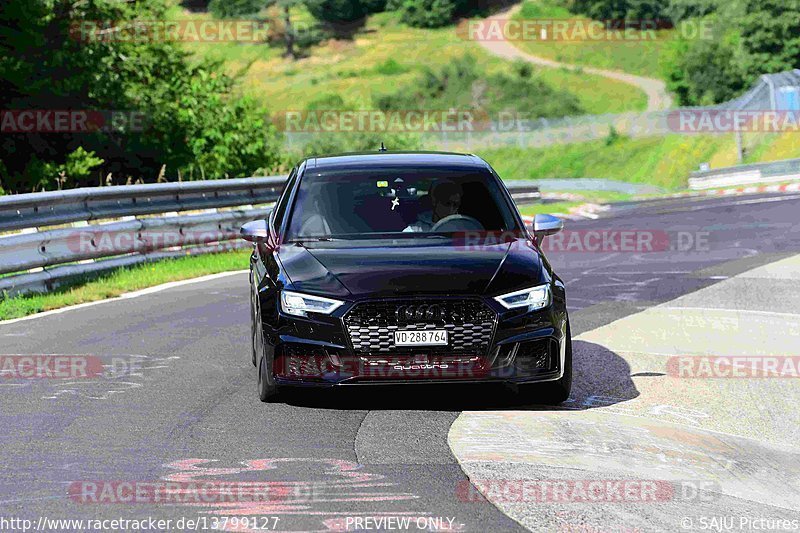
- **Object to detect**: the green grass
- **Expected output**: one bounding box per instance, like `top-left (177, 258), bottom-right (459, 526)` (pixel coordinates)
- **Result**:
top-left (481, 131), bottom-right (800, 190)
top-left (519, 201), bottom-right (583, 215)
top-left (0, 251), bottom-right (249, 320)
top-left (519, 189), bottom-right (634, 215)
top-left (179, 8), bottom-right (648, 115)
top-left (479, 134), bottom-right (733, 189)
top-left (512, 0), bottom-right (674, 79)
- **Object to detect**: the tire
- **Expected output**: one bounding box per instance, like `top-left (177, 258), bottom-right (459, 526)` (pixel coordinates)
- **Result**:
top-left (254, 295), bottom-right (281, 402)
top-left (516, 320), bottom-right (573, 405)
top-left (250, 285), bottom-right (258, 367)
top-left (257, 352), bottom-right (281, 403)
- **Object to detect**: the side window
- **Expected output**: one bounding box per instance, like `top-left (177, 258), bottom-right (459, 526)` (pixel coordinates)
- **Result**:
top-left (271, 168), bottom-right (297, 232)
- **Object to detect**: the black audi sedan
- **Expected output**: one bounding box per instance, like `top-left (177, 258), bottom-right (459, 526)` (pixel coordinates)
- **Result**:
top-left (241, 151), bottom-right (571, 403)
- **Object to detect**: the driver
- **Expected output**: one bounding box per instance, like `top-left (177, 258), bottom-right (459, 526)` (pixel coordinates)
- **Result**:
top-left (403, 179), bottom-right (462, 232)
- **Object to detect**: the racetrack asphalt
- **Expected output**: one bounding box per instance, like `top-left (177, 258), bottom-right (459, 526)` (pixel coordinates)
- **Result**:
top-left (1, 192), bottom-right (799, 532)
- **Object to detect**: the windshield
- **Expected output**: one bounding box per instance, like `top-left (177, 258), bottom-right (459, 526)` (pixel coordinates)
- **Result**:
top-left (284, 168), bottom-right (520, 241)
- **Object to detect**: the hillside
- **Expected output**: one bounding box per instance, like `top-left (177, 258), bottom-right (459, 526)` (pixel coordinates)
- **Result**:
top-left (176, 7), bottom-right (649, 115)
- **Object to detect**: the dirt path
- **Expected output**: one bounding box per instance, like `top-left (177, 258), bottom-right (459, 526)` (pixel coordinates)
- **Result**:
top-left (476, 4), bottom-right (673, 111)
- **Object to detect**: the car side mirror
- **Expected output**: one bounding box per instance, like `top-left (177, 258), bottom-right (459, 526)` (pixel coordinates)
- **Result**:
top-left (240, 219), bottom-right (270, 243)
top-left (533, 214), bottom-right (564, 239)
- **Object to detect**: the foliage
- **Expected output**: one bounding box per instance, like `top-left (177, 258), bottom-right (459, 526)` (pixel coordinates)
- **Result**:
top-left (605, 126), bottom-right (621, 146)
top-left (738, 0), bottom-right (800, 77)
top-left (478, 134), bottom-right (734, 190)
top-left (373, 54), bottom-right (583, 118)
top-left (295, 131), bottom-right (422, 158)
top-left (0, 251), bottom-right (250, 319)
top-left (0, 0), bottom-right (283, 193)
top-left (566, 0), bottom-right (669, 21)
top-left (208, 0), bottom-right (266, 18)
top-left (306, 0), bottom-right (371, 22)
top-left (664, 31), bottom-right (747, 106)
top-left (664, 0), bottom-right (720, 22)
top-left (386, 0), bottom-right (491, 28)
top-left (664, 0), bottom-right (800, 106)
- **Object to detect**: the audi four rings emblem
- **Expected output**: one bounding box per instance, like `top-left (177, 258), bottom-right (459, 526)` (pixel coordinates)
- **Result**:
top-left (395, 304), bottom-right (444, 322)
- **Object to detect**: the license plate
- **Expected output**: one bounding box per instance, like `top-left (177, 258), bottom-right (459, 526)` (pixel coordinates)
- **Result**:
top-left (394, 330), bottom-right (449, 346)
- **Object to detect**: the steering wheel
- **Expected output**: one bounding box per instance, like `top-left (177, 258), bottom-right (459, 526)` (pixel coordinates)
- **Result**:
top-left (430, 214), bottom-right (484, 232)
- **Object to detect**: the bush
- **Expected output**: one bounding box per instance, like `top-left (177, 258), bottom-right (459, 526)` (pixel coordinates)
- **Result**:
top-left (362, 0), bottom-right (388, 12)
top-left (663, 0), bottom-right (800, 106)
top-left (4, 150), bottom-right (101, 193)
top-left (513, 60), bottom-right (534, 79)
top-left (605, 126), bottom-right (621, 146)
top-left (305, 93), bottom-right (346, 110)
top-left (389, 0), bottom-right (468, 28)
top-left (665, 0), bottom-right (720, 22)
top-left (296, 131), bottom-right (422, 158)
top-left (374, 54), bottom-right (583, 118)
top-left (208, 0), bottom-right (265, 18)
top-left (0, 0), bottom-right (284, 192)
top-left (306, 0), bottom-right (370, 23)
top-left (567, 0), bottom-right (669, 21)
top-left (738, 0), bottom-right (800, 78)
top-left (374, 58), bottom-right (409, 76)
top-left (664, 33), bottom-right (747, 106)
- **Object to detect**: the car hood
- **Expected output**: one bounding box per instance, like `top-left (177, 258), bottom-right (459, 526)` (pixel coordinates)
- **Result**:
top-left (278, 240), bottom-right (545, 299)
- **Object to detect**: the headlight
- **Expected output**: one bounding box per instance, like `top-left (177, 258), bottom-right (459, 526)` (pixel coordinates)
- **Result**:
top-left (493, 284), bottom-right (551, 311)
top-left (280, 291), bottom-right (345, 317)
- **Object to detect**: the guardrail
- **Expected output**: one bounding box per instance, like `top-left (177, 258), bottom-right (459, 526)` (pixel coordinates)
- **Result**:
top-left (0, 177), bottom-right (541, 298)
top-left (688, 158), bottom-right (800, 190)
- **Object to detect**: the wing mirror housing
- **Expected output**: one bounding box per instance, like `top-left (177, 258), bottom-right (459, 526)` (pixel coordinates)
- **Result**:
top-left (532, 214), bottom-right (564, 240)
top-left (240, 219), bottom-right (270, 243)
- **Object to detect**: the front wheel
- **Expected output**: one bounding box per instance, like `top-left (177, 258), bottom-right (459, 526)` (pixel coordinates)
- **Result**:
top-left (254, 294), bottom-right (281, 402)
top-left (257, 352), bottom-right (281, 403)
top-left (516, 321), bottom-right (573, 405)
top-left (250, 284), bottom-right (258, 367)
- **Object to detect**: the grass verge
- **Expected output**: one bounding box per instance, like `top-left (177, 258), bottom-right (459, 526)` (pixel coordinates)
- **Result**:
top-left (0, 251), bottom-right (250, 321)
top-left (519, 190), bottom-right (634, 216)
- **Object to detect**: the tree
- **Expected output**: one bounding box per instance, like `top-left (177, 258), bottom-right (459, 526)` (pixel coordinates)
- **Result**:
top-left (664, 35), bottom-right (747, 106)
top-left (209, 0), bottom-right (304, 58)
top-left (306, 0), bottom-right (369, 23)
top-left (208, 0), bottom-right (266, 18)
top-left (0, 0), bottom-right (283, 192)
top-left (663, 0), bottom-right (800, 106)
top-left (387, 0), bottom-right (470, 28)
top-left (738, 0), bottom-right (800, 78)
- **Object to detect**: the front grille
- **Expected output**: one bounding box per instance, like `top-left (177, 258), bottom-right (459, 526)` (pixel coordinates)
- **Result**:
top-left (344, 299), bottom-right (496, 355)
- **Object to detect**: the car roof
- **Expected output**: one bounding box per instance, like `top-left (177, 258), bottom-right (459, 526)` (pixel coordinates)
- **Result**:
top-left (303, 151), bottom-right (491, 172)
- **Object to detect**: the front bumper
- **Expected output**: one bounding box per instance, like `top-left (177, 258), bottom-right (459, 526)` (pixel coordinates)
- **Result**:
top-left (266, 295), bottom-right (568, 387)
